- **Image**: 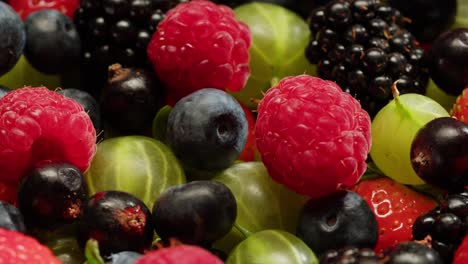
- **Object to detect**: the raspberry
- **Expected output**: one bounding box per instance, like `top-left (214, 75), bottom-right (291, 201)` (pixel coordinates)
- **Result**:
top-left (135, 245), bottom-right (223, 264)
top-left (0, 87), bottom-right (96, 184)
top-left (255, 75), bottom-right (371, 199)
top-left (147, 0), bottom-right (251, 105)
top-left (9, 0), bottom-right (80, 20)
top-left (0, 227), bottom-right (62, 264)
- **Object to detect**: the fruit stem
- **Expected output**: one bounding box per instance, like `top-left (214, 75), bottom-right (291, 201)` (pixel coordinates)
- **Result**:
top-left (391, 80), bottom-right (425, 126)
top-left (270, 77), bottom-right (280, 87)
top-left (233, 223), bottom-right (252, 238)
top-left (84, 239), bottom-right (105, 264)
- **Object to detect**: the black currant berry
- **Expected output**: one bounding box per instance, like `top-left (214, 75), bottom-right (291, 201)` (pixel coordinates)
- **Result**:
top-left (152, 181), bottom-right (237, 248)
top-left (77, 190), bottom-right (154, 257)
top-left (17, 162), bottom-right (88, 229)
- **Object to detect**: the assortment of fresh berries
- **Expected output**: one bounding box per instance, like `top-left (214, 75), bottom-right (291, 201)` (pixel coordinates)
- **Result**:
top-left (306, 0), bottom-right (429, 117)
top-left (147, 0), bottom-right (251, 104)
top-left (350, 177), bottom-right (437, 253)
top-left (0, 0), bottom-right (467, 263)
top-left (256, 75), bottom-right (371, 199)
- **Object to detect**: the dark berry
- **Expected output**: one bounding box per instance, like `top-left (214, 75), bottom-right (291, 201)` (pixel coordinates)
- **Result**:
top-left (107, 251), bottom-right (142, 264)
top-left (100, 63), bottom-right (165, 135)
top-left (0, 201), bottom-right (26, 233)
top-left (0, 2), bottom-right (25, 77)
top-left (24, 9), bottom-right (80, 74)
top-left (17, 162), bottom-right (88, 229)
top-left (363, 48), bottom-right (387, 75)
top-left (166, 88), bottom-right (248, 171)
top-left (432, 213), bottom-right (463, 244)
top-left (384, 242), bottom-right (443, 264)
top-left (320, 246), bottom-right (379, 264)
top-left (152, 181), bottom-right (237, 247)
top-left (413, 213), bottom-right (436, 240)
top-left (410, 117), bottom-right (468, 192)
top-left (57, 88), bottom-right (102, 137)
top-left (77, 191), bottom-right (154, 257)
top-left (296, 190), bottom-right (378, 256)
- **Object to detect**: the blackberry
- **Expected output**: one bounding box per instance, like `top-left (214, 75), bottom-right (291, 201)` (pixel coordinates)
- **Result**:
top-left (412, 191), bottom-right (468, 263)
top-left (306, 0), bottom-right (429, 117)
top-left (320, 246), bottom-right (379, 263)
top-left (74, 0), bottom-right (187, 96)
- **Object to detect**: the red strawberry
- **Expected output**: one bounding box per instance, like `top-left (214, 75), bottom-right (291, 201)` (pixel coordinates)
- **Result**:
top-left (0, 227), bottom-right (61, 264)
top-left (147, 0), bottom-right (251, 105)
top-left (135, 245), bottom-right (223, 264)
top-left (238, 102), bottom-right (257, 161)
top-left (9, 0), bottom-right (80, 20)
top-left (255, 75), bottom-right (371, 199)
top-left (454, 235), bottom-right (468, 264)
top-left (451, 88), bottom-right (468, 123)
top-left (350, 177), bottom-right (437, 253)
top-left (0, 87), bottom-right (96, 184)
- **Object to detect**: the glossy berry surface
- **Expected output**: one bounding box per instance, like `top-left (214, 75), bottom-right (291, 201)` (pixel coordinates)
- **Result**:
top-left (0, 2), bottom-right (25, 77)
top-left (166, 88), bottom-right (248, 171)
top-left (413, 192), bottom-right (468, 263)
top-left (77, 191), bottom-right (154, 257)
top-left (256, 75), bottom-right (371, 199)
top-left (410, 117), bottom-right (468, 192)
top-left (388, 0), bottom-right (456, 42)
top-left (306, 0), bottom-right (429, 117)
top-left (427, 29), bottom-right (468, 96)
top-left (0, 201), bottom-right (26, 233)
top-left (384, 242), bottom-right (443, 264)
top-left (108, 251), bottom-right (142, 264)
top-left (320, 246), bottom-right (379, 264)
top-left (147, 0), bottom-right (251, 104)
top-left (0, 87), bottom-right (96, 184)
top-left (24, 9), bottom-right (81, 75)
top-left (0, 227), bottom-right (62, 264)
top-left (135, 245), bottom-right (223, 264)
top-left (152, 181), bottom-right (237, 247)
top-left (296, 190), bottom-right (378, 256)
top-left (17, 162), bottom-right (88, 229)
top-left (100, 64), bottom-right (164, 135)
top-left (9, 0), bottom-right (80, 20)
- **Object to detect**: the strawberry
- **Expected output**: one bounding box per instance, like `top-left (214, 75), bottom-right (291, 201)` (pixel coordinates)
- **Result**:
top-left (0, 227), bottom-right (61, 264)
top-left (451, 88), bottom-right (468, 123)
top-left (9, 0), bottom-right (80, 20)
top-left (350, 177), bottom-right (437, 253)
top-left (454, 235), bottom-right (468, 264)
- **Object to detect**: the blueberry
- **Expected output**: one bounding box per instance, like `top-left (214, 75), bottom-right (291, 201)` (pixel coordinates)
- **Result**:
top-left (0, 201), bottom-right (26, 233)
top-left (385, 242), bottom-right (443, 264)
top-left (24, 9), bottom-right (80, 74)
top-left (57, 88), bottom-right (102, 137)
top-left (166, 88), bottom-right (248, 171)
top-left (296, 190), bottom-right (378, 256)
top-left (0, 2), bottom-right (25, 77)
top-left (152, 180), bottom-right (237, 247)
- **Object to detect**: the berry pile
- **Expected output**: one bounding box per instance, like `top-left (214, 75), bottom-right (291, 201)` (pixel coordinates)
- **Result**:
top-left (306, 0), bottom-right (429, 117)
top-left (413, 191), bottom-right (468, 263)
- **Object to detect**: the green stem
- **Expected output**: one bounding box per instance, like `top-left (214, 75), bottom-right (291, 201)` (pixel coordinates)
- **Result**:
top-left (391, 80), bottom-right (426, 127)
top-left (270, 77), bottom-right (280, 87)
top-left (233, 223), bottom-right (252, 239)
top-left (84, 239), bottom-right (105, 264)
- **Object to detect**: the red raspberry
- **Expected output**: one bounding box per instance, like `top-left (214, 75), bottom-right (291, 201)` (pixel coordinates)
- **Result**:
top-left (0, 87), bottom-right (96, 184)
top-left (135, 245), bottom-right (223, 264)
top-left (9, 0), bottom-right (80, 20)
top-left (0, 181), bottom-right (18, 206)
top-left (238, 101), bottom-right (257, 161)
top-left (0, 227), bottom-right (62, 264)
top-left (147, 0), bottom-right (251, 105)
top-left (255, 75), bottom-right (371, 199)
